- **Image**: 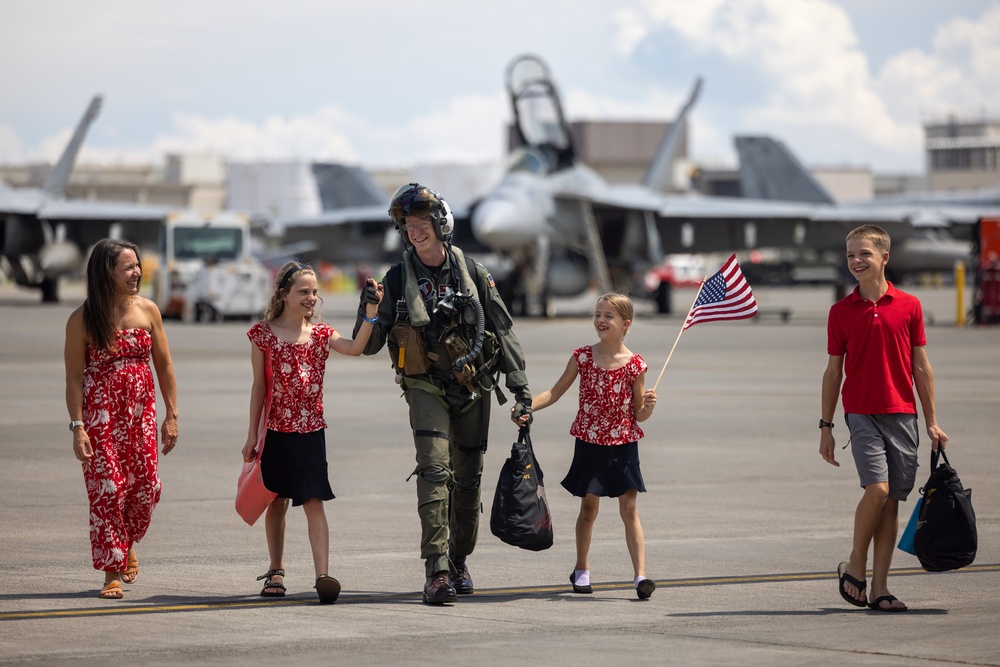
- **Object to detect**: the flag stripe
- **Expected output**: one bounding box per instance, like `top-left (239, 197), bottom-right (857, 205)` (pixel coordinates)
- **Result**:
top-left (683, 253), bottom-right (758, 330)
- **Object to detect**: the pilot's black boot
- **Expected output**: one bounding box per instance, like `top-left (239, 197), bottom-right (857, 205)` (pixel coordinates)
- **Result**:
top-left (449, 561), bottom-right (474, 595)
top-left (423, 571), bottom-right (457, 605)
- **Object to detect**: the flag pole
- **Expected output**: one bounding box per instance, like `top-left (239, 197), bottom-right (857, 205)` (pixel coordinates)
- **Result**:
top-left (652, 277), bottom-right (707, 393)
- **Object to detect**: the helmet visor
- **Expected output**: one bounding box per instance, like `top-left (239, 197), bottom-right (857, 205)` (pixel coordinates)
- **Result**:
top-left (389, 186), bottom-right (441, 223)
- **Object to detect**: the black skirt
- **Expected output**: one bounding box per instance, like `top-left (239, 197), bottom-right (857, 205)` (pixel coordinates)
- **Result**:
top-left (561, 439), bottom-right (646, 498)
top-left (260, 429), bottom-right (335, 506)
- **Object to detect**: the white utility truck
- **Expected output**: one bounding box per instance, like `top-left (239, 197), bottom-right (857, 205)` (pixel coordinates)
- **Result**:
top-left (153, 210), bottom-right (270, 322)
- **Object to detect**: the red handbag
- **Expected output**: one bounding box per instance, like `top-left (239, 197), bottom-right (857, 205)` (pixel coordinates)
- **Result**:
top-left (236, 347), bottom-right (278, 525)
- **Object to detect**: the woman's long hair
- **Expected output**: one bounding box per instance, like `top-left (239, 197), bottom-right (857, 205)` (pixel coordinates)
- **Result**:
top-left (263, 261), bottom-right (318, 322)
top-left (83, 239), bottom-right (141, 352)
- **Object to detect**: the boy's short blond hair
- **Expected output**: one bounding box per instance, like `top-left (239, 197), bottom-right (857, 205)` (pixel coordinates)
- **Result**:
top-left (846, 224), bottom-right (891, 253)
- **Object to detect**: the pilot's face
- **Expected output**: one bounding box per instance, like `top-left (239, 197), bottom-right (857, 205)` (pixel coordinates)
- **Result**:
top-left (404, 215), bottom-right (439, 252)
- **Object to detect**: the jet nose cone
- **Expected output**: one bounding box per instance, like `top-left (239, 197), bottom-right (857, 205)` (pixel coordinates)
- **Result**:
top-left (472, 199), bottom-right (534, 250)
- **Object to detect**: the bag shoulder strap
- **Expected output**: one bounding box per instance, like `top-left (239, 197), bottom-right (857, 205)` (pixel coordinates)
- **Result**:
top-left (254, 349), bottom-right (274, 462)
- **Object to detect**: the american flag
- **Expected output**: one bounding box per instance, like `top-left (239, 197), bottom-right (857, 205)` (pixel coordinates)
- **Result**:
top-left (683, 254), bottom-right (758, 329)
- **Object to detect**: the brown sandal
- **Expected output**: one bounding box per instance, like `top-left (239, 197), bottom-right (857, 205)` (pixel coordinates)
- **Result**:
top-left (122, 549), bottom-right (139, 584)
top-left (315, 574), bottom-right (341, 604)
top-left (99, 580), bottom-right (124, 599)
top-left (257, 569), bottom-right (286, 597)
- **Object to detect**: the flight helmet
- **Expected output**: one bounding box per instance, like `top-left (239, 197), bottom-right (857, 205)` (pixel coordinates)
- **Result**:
top-left (388, 183), bottom-right (454, 249)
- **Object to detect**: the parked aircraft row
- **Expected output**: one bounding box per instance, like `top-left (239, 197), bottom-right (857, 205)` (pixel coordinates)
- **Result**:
top-left (280, 54), bottom-right (986, 314)
top-left (2, 55), bottom-right (993, 312)
top-left (0, 97), bottom-right (169, 302)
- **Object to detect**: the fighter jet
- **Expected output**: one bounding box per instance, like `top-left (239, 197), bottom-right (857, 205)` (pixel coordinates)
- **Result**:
top-left (269, 54), bottom-right (936, 315)
top-left (469, 54), bottom-right (914, 314)
top-left (268, 163), bottom-right (394, 263)
top-left (735, 135), bottom-right (984, 278)
top-left (0, 96), bottom-right (170, 302)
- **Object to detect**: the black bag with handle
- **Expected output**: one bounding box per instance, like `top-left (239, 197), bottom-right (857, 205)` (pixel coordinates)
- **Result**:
top-left (490, 427), bottom-right (553, 551)
top-left (913, 447), bottom-right (977, 572)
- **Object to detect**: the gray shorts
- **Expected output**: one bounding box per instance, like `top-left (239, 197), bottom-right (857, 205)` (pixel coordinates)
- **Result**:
top-left (847, 413), bottom-right (919, 500)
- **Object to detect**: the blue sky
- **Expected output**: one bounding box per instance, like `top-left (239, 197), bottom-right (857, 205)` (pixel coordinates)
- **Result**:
top-left (1, 0), bottom-right (998, 174)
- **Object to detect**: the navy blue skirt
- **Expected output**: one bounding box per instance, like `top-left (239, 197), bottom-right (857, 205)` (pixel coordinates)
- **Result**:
top-left (260, 429), bottom-right (335, 506)
top-left (560, 439), bottom-right (646, 498)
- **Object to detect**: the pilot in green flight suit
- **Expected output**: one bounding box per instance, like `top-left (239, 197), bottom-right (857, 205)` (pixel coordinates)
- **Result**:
top-left (354, 183), bottom-right (532, 605)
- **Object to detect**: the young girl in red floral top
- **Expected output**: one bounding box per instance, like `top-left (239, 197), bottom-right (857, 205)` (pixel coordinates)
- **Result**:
top-left (242, 262), bottom-right (383, 604)
top-left (532, 292), bottom-right (658, 600)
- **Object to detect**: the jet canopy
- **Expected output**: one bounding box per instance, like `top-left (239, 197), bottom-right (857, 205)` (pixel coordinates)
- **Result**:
top-left (506, 55), bottom-right (575, 170)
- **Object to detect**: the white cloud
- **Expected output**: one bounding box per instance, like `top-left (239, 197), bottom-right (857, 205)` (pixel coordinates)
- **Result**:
top-left (877, 4), bottom-right (1000, 122)
top-left (617, 0), bottom-right (924, 167)
top-left (372, 92), bottom-right (509, 166)
top-left (74, 91), bottom-right (510, 168)
top-left (152, 108), bottom-right (362, 163)
top-left (613, 8), bottom-right (651, 55)
top-left (0, 125), bottom-right (26, 164)
top-left (5, 1), bottom-right (999, 175)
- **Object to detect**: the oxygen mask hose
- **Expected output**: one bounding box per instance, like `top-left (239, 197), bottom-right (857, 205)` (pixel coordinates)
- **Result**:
top-left (454, 295), bottom-right (485, 372)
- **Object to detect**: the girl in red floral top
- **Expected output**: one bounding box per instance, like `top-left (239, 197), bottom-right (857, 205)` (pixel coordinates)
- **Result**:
top-left (532, 293), bottom-right (658, 600)
top-left (242, 262), bottom-right (383, 604)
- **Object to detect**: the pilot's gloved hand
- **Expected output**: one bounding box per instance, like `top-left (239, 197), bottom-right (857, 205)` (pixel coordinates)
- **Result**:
top-left (360, 279), bottom-right (381, 306)
top-left (511, 390), bottom-right (532, 426)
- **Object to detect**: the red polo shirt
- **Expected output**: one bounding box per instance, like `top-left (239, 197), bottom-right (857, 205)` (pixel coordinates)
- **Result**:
top-left (827, 282), bottom-right (926, 415)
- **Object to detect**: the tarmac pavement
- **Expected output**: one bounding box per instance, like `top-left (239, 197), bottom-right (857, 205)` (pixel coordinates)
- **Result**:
top-left (1, 280), bottom-right (998, 666)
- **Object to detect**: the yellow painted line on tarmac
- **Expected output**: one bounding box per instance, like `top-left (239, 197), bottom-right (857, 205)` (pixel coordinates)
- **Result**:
top-left (3, 563), bottom-right (998, 622)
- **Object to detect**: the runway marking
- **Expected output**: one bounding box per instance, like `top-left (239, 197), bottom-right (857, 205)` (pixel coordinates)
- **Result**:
top-left (3, 563), bottom-right (998, 621)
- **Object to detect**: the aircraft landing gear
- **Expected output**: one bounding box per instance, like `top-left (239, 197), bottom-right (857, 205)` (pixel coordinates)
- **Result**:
top-left (655, 282), bottom-right (672, 314)
top-left (40, 277), bottom-right (59, 303)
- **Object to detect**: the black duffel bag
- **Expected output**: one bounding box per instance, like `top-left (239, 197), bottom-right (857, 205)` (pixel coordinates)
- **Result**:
top-left (914, 447), bottom-right (977, 572)
top-left (490, 427), bottom-right (553, 551)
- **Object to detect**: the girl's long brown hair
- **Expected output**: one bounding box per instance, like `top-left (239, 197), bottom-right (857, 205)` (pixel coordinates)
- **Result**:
top-left (83, 239), bottom-right (141, 352)
top-left (263, 261), bottom-right (318, 322)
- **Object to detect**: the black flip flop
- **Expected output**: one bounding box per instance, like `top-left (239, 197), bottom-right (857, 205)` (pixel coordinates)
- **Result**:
top-left (837, 562), bottom-right (867, 608)
top-left (868, 594), bottom-right (908, 612)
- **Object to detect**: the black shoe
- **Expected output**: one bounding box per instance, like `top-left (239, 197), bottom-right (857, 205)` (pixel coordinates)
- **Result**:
top-left (449, 562), bottom-right (474, 595)
top-left (569, 571), bottom-right (592, 594)
top-left (423, 571), bottom-right (457, 605)
top-left (636, 578), bottom-right (656, 600)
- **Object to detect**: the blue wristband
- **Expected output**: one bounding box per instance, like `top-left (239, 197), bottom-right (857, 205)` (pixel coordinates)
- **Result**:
top-left (363, 314), bottom-right (378, 324)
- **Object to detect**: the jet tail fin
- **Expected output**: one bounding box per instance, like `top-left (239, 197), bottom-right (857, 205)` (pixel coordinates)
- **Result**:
top-left (642, 77), bottom-right (703, 190)
top-left (43, 95), bottom-right (103, 197)
top-left (735, 135), bottom-right (834, 204)
top-left (311, 163), bottom-right (387, 210)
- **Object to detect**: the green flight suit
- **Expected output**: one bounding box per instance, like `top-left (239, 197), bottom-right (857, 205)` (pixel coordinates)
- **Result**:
top-left (355, 244), bottom-right (531, 576)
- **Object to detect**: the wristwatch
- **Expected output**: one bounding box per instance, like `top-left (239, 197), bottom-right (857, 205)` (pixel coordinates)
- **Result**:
top-left (818, 419), bottom-right (835, 429)
top-left (69, 420), bottom-right (85, 431)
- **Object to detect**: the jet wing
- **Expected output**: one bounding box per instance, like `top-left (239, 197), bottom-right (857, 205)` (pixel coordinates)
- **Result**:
top-left (0, 182), bottom-right (46, 215)
top-left (279, 204), bottom-right (391, 228)
top-left (35, 198), bottom-right (171, 221)
top-left (277, 205), bottom-right (399, 265)
top-left (277, 202), bottom-right (481, 267)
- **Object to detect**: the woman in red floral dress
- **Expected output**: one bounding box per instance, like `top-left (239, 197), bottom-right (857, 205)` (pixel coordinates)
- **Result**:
top-left (243, 262), bottom-right (382, 604)
top-left (531, 293), bottom-right (658, 600)
top-left (64, 239), bottom-right (179, 599)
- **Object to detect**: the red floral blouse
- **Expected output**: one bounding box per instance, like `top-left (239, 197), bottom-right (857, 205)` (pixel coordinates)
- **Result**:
top-left (569, 345), bottom-right (646, 446)
top-left (247, 321), bottom-right (334, 433)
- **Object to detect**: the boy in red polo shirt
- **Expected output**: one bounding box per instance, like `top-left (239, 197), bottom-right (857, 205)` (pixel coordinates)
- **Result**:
top-left (820, 224), bottom-right (948, 612)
